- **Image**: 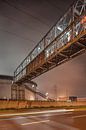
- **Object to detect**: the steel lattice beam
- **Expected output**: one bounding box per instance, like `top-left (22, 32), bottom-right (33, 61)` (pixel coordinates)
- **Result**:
top-left (14, 0), bottom-right (86, 83)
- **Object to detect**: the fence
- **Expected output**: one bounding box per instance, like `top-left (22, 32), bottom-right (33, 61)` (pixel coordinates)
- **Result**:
top-left (0, 100), bottom-right (86, 109)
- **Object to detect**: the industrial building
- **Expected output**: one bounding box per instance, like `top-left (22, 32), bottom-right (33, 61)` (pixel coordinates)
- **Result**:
top-left (0, 75), bottom-right (37, 100)
top-left (0, 75), bottom-right (13, 99)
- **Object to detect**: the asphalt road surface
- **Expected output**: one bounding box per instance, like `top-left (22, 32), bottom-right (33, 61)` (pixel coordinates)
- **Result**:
top-left (0, 109), bottom-right (86, 130)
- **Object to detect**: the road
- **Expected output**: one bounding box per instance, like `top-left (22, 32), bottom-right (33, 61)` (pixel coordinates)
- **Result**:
top-left (0, 109), bottom-right (86, 130)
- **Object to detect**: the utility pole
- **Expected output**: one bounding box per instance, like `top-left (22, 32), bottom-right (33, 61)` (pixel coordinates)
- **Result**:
top-left (54, 85), bottom-right (58, 100)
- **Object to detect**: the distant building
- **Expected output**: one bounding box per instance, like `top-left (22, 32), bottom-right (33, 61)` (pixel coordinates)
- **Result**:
top-left (58, 96), bottom-right (68, 101)
top-left (69, 96), bottom-right (77, 101)
top-left (77, 97), bottom-right (86, 101)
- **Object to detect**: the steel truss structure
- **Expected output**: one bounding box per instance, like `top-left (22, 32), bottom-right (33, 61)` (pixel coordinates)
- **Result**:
top-left (14, 0), bottom-right (86, 84)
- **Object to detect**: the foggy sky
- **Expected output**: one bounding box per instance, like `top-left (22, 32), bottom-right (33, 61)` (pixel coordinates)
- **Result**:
top-left (0, 0), bottom-right (86, 98)
top-left (34, 53), bottom-right (86, 98)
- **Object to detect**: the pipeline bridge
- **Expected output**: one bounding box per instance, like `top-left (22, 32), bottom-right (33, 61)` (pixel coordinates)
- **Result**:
top-left (11, 0), bottom-right (86, 100)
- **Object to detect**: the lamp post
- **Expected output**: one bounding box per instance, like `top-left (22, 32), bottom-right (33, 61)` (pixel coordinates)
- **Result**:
top-left (45, 92), bottom-right (49, 100)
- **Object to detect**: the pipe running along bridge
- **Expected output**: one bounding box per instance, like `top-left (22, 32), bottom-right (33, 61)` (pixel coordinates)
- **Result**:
top-left (12, 0), bottom-right (86, 100)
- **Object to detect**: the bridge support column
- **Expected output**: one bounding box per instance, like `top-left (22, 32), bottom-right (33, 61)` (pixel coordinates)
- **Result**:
top-left (18, 85), bottom-right (25, 100)
top-left (11, 84), bottom-right (25, 100)
top-left (11, 84), bottom-right (17, 100)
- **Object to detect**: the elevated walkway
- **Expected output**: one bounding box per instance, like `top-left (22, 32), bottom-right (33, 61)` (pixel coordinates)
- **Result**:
top-left (11, 0), bottom-right (86, 100)
top-left (14, 0), bottom-right (86, 83)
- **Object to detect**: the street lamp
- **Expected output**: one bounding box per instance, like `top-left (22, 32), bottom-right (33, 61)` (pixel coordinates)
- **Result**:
top-left (45, 92), bottom-right (48, 96)
top-left (45, 92), bottom-right (49, 100)
top-left (32, 84), bottom-right (34, 88)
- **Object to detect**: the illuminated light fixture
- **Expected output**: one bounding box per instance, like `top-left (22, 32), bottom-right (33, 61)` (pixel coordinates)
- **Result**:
top-left (57, 26), bottom-right (63, 31)
top-left (46, 53), bottom-right (49, 57)
top-left (38, 47), bottom-right (41, 50)
top-left (51, 48), bottom-right (54, 54)
top-left (76, 31), bottom-right (78, 36)
top-left (27, 58), bottom-right (30, 63)
top-left (46, 50), bottom-right (49, 53)
top-left (66, 31), bottom-right (71, 42)
top-left (27, 59), bottom-right (29, 62)
top-left (45, 92), bottom-right (48, 96)
top-left (29, 58), bottom-right (30, 62)
top-left (51, 51), bottom-right (53, 54)
top-left (32, 85), bottom-right (35, 88)
top-left (46, 50), bottom-right (49, 57)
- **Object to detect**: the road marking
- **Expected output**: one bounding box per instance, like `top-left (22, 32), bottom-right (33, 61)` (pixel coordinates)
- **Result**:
top-left (0, 109), bottom-right (74, 117)
top-left (29, 112), bottom-right (73, 118)
top-left (0, 112), bottom-right (73, 121)
top-left (72, 114), bottom-right (86, 119)
top-left (21, 120), bottom-right (50, 125)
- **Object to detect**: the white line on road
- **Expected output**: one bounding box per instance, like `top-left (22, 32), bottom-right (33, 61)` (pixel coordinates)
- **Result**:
top-left (21, 120), bottom-right (50, 125)
top-left (0, 109), bottom-right (74, 117)
top-left (0, 112), bottom-right (73, 121)
top-left (72, 114), bottom-right (86, 119)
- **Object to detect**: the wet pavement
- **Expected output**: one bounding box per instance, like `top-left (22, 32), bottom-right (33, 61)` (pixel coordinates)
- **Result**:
top-left (0, 109), bottom-right (86, 130)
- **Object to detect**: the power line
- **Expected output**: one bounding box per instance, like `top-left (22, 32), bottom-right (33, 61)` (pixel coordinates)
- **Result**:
top-left (46, 0), bottom-right (62, 12)
top-left (0, 27), bottom-right (35, 42)
top-left (46, 0), bottom-right (76, 11)
top-left (0, 14), bottom-right (42, 34)
top-left (2, 0), bottom-right (49, 27)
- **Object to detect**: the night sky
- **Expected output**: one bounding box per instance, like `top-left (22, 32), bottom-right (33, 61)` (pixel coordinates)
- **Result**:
top-left (0, 0), bottom-right (86, 98)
